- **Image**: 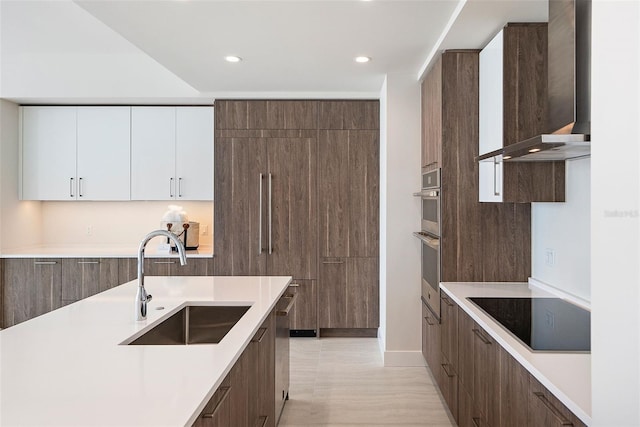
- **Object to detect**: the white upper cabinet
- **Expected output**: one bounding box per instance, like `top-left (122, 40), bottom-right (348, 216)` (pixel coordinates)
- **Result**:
top-left (131, 106), bottom-right (213, 201)
top-left (175, 107), bottom-right (214, 200)
top-left (21, 107), bottom-right (77, 200)
top-left (77, 107), bottom-right (131, 200)
top-left (479, 29), bottom-right (504, 202)
top-left (21, 106), bottom-right (131, 201)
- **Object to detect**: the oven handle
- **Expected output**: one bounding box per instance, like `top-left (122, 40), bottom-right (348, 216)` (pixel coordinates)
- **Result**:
top-left (412, 232), bottom-right (439, 249)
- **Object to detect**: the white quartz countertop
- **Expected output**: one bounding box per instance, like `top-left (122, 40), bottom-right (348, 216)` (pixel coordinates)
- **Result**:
top-left (0, 275), bottom-right (291, 426)
top-left (441, 282), bottom-right (591, 426)
top-left (0, 244), bottom-right (214, 258)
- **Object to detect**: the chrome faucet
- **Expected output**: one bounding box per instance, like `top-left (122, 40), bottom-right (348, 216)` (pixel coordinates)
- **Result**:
top-left (136, 229), bottom-right (187, 321)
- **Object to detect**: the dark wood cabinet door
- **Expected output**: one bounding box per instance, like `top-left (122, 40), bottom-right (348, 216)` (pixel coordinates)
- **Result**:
top-left (472, 321), bottom-right (500, 427)
top-left (440, 293), bottom-right (459, 370)
top-left (422, 56), bottom-right (442, 169)
top-left (346, 257), bottom-right (379, 328)
top-left (266, 138), bottom-right (317, 280)
top-left (250, 314), bottom-right (276, 427)
top-left (288, 279), bottom-right (317, 330)
top-left (348, 130), bottom-right (379, 258)
top-left (62, 258), bottom-right (119, 302)
top-left (457, 307), bottom-right (475, 392)
top-left (229, 345), bottom-right (251, 427)
top-left (440, 355), bottom-right (459, 423)
top-left (2, 258), bottom-right (62, 327)
top-left (318, 258), bottom-right (347, 328)
top-left (171, 258), bottom-right (211, 276)
top-left (529, 375), bottom-right (586, 427)
top-left (318, 101), bottom-right (379, 130)
top-left (318, 130), bottom-right (349, 258)
top-left (118, 258), bottom-right (137, 284)
top-left (499, 346), bottom-right (530, 427)
top-left (423, 303), bottom-right (442, 386)
top-left (193, 375), bottom-right (232, 427)
top-left (214, 137), bottom-right (267, 276)
top-left (458, 387), bottom-right (488, 427)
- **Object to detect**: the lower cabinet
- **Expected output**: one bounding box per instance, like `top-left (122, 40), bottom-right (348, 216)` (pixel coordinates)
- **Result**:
top-left (61, 258), bottom-right (119, 304)
top-left (429, 294), bottom-right (587, 427)
top-left (193, 311), bottom-right (280, 427)
top-left (287, 279), bottom-right (316, 331)
top-left (2, 258), bottom-right (62, 327)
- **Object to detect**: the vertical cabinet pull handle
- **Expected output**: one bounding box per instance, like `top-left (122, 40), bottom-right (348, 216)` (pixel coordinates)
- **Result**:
top-left (258, 173), bottom-right (263, 255)
top-left (178, 177), bottom-right (183, 197)
top-left (201, 386), bottom-right (231, 419)
top-left (251, 327), bottom-right (268, 343)
top-left (472, 417), bottom-right (481, 427)
top-left (472, 328), bottom-right (492, 345)
top-left (268, 173), bottom-right (273, 254)
top-left (256, 415), bottom-right (268, 427)
top-left (169, 177), bottom-right (174, 197)
top-left (70, 177), bottom-right (74, 198)
top-left (533, 392), bottom-right (574, 426)
top-left (424, 316), bottom-right (435, 326)
top-left (441, 296), bottom-right (454, 307)
top-left (493, 157), bottom-right (500, 197)
top-left (78, 177), bottom-right (83, 197)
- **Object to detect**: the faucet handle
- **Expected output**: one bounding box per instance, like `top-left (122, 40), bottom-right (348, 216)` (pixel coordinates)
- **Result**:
top-left (147, 294), bottom-right (153, 303)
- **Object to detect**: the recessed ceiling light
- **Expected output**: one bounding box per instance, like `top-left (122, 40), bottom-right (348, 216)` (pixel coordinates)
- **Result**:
top-left (225, 56), bottom-right (242, 63)
top-left (355, 56), bottom-right (371, 63)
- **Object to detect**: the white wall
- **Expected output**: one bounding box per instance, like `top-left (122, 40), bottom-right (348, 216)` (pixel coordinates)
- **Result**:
top-left (0, 99), bottom-right (43, 252)
top-left (531, 158), bottom-right (590, 301)
top-left (378, 72), bottom-right (423, 367)
top-left (591, 0), bottom-right (640, 424)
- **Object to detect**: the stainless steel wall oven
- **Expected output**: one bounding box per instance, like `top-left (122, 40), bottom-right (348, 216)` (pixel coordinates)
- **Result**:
top-left (414, 168), bottom-right (441, 319)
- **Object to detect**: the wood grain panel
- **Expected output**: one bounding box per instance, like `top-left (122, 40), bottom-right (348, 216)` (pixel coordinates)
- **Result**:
top-left (288, 279), bottom-right (317, 331)
top-left (118, 258), bottom-right (137, 284)
top-left (440, 293), bottom-right (458, 370)
top-left (229, 346), bottom-right (251, 427)
top-left (318, 101), bottom-right (345, 129)
top-left (318, 101), bottom-right (379, 130)
top-left (440, 355), bottom-right (459, 423)
top-left (529, 374), bottom-right (587, 427)
top-left (457, 306), bottom-right (474, 392)
top-left (193, 374), bottom-right (231, 427)
top-left (423, 57), bottom-right (442, 169)
top-left (346, 257), bottom-right (379, 328)
top-left (216, 129), bottom-right (263, 138)
top-left (499, 346), bottom-right (530, 427)
top-left (98, 258), bottom-right (120, 291)
top-left (348, 130), bottom-right (379, 258)
top-left (247, 100), bottom-right (269, 129)
top-left (318, 130), bottom-right (349, 258)
top-left (318, 257), bottom-right (346, 328)
top-left (283, 101), bottom-right (318, 129)
top-left (171, 258), bottom-right (211, 276)
top-left (215, 100), bottom-right (248, 130)
top-left (472, 322), bottom-right (500, 427)
top-left (266, 138), bottom-right (317, 279)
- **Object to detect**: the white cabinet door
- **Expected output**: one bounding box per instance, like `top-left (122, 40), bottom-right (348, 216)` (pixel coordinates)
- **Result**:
top-left (175, 107), bottom-right (214, 200)
top-left (479, 30), bottom-right (504, 202)
top-left (77, 107), bottom-right (131, 200)
top-left (131, 107), bottom-right (176, 200)
top-left (21, 107), bottom-right (77, 200)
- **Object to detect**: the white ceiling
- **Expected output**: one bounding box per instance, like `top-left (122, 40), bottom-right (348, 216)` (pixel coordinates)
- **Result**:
top-left (0, 0), bottom-right (547, 104)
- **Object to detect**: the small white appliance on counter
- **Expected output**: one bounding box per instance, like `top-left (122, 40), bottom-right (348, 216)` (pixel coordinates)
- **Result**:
top-left (160, 205), bottom-right (200, 250)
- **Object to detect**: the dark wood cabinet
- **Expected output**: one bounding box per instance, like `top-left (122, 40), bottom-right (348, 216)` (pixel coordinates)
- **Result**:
top-left (193, 374), bottom-right (232, 427)
top-left (287, 279), bottom-right (316, 331)
top-left (529, 375), bottom-right (586, 427)
top-left (439, 294), bottom-right (459, 422)
top-left (250, 314), bottom-right (276, 427)
top-left (421, 300), bottom-right (441, 385)
top-left (319, 257), bottom-right (378, 330)
top-left (144, 257), bottom-right (212, 277)
top-left (318, 100), bottom-right (378, 130)
top-left (472, 322), bottom-right (500, 427)
top-left (61, 258), bottom-right (119, 303)
top-left (499, 346), bottom-right (530, 427)
top-left (213, 136), bottom-right (317, 281)
top-left (421, 56), bottom-right (443, 170)
top-left (2, 258), bottom-right (62, 327)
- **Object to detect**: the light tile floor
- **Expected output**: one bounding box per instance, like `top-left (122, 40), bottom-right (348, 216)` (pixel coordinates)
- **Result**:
top-left (278, 337), bottom-right (456, 427)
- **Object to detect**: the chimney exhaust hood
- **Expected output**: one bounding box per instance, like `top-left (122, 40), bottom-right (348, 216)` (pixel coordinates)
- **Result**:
top-left (482, 0), bottom-right (591, 162)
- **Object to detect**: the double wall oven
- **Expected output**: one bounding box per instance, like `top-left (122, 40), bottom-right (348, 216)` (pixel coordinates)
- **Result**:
top-left (414, 168), bottom-right (441, 320)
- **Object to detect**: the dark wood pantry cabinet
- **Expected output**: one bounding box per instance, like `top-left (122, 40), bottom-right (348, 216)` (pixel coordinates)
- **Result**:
top-left (214, 100), bottom-right (380, 335)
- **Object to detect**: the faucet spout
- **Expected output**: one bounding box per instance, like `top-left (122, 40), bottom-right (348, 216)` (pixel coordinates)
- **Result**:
top-left (136, 229), bottom-right (188, 321)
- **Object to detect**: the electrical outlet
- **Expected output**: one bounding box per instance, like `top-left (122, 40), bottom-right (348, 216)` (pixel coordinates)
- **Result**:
top-left (545, 248), bottom-right (555, 267)
top-left (201, 225), bottom-right (208, 235)
top-left (545, 309), bottom-right (555, 328)
top-left (86, 225), bottom-right (93, 236)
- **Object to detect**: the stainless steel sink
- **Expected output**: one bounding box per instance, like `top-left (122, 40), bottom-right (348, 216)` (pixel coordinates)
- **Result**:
top-left (127, 305), bottom-right (251, 345)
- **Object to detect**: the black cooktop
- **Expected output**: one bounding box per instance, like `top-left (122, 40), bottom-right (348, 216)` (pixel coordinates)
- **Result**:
top-left (468, 297), bottom-right (591, 352)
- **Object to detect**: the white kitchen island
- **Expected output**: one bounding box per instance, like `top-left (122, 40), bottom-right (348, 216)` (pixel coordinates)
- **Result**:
top-left (0, 275), bottom-right (291, 426)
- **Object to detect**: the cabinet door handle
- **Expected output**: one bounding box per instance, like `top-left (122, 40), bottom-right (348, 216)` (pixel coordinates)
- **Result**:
top-left (153, 261), bottom-right (176, 264)
top-left (276, 293), bottom-right (298, 316)
top-left (70, 177), bottom-right (74, 198)
top-left (251, 327), bottom-right (268, 343)
top-left (77, 261), bottom-right (99, 265)
top-left (258, 173), bottom-right (263, 255)
top-left (255, 415), bottom-right (268, 427)
top-left (201, 386), bottom-right (231, 419)
top-left (288, 283), bottom-right (300, 287)
top-left (424, 316), bottom-right (435, 326)
top-left (533, 392), bottom-right (573, 426)
top-left (169, 177), bottom-right (174, 198)
top-left (268, 173), bottom-right (273, 254)
top-left (441, 296), bottom-right (454, 307)
top-left (78, 177), bottom-right (83, 197)
top-left (34, 261), bottom-right (57, 265)
top-left (178, 177), bottom-right (183, 198)
top-left (472, 417), bottom-right (481, 427)
top-left (472, 328), bottom-right (492, 345)
top-left (322, 260), bottom-right (345, 265)
top-left (441, 363), bottom-right (455, 378)
top-left (493, 157), bottom-right (501, 197)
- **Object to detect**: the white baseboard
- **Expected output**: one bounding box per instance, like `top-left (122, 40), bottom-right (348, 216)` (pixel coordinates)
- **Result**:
top-left (383, 350), bottom-right (426, 367)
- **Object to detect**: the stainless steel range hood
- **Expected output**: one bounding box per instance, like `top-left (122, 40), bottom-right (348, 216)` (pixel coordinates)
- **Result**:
top-left (502, 0), bottom-right (591, 162)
